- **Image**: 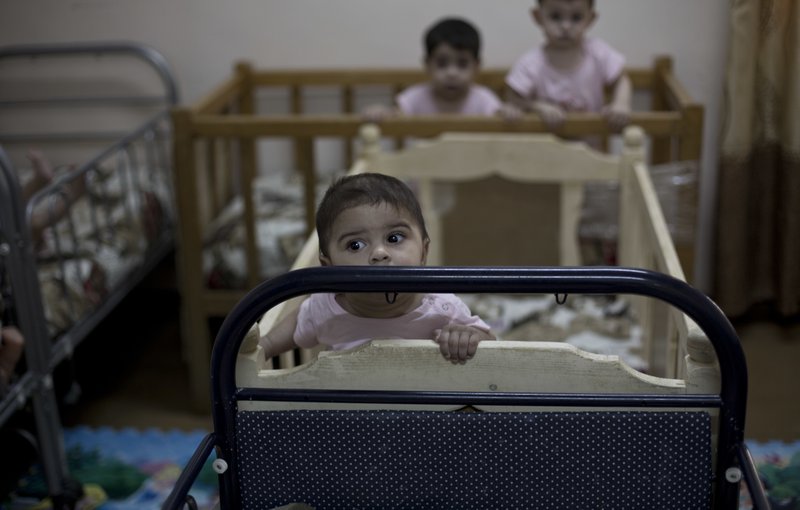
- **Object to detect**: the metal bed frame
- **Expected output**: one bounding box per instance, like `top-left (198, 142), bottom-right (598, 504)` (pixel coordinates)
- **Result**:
top-left (166, 266), bottom-right (770, 509)
top-left (0, 41), bottom-right (178, 507)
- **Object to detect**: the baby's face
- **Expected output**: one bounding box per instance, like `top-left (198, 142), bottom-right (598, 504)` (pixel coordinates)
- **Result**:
top-left (534, 0), bottom-right (596, 49)
top-left (320, 203), bottom-right (429, 267)
top-left (425, 43), bottom-right (479, 102)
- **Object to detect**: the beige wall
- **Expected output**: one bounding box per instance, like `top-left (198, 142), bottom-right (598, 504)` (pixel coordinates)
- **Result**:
top-left (0, 0), bottom-right (729, 290)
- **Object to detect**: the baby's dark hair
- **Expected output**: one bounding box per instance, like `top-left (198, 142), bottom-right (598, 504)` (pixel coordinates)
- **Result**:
top-left (424, 17), bottom-right (481, 60)
top-left (316, 173), bottom-right (429, 256)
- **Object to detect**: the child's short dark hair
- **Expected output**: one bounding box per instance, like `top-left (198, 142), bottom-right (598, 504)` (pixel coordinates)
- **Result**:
top-left (316, 173), bottom-right (429, 256)
top-left (424, 17), bottom-right (481, 60)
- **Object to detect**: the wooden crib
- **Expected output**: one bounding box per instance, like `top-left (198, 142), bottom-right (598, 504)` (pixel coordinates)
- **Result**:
top-left (249, 125), bottom-right (710, 387)
top-left (172, 57), bottom-right (704, 409)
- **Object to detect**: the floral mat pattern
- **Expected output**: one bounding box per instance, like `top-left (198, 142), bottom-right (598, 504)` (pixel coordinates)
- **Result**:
top-left (3, 426), bottom-right (218, 510)
top-left (741, 440), bottom-right (800, 510)
top-left (3, 421), bottom-right (798, 509)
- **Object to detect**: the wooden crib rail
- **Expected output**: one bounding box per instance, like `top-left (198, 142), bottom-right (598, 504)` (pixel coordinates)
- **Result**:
top-left (188, 56), bottom-right (702, 161)
top-left (617, 128), bottom-right (712, 381)
top-left (246, 64), bottom-right (659, 94)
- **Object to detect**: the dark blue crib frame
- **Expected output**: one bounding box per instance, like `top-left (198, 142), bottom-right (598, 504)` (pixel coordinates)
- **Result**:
top-left (165, 266), bottom-right (769, 510)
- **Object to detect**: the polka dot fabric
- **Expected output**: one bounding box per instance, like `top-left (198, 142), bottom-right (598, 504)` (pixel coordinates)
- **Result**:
top-left (235, 410), bottom-right (712, 509)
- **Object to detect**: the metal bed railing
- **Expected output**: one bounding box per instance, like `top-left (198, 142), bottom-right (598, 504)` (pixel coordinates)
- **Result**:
top-left (1, 145), bottom-right (72, 507)
top-left (166, 266), bottom-right (769, 509)
top-left (0, 41), bottom-right (179, 508)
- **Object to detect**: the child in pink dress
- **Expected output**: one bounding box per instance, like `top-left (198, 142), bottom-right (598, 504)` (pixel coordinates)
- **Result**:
top-left (259, 173), bottom-right (495, 364)
top-left (364, 18), bottom-right (509, 119)
top-left (506, 0), bottom-right (631, 132)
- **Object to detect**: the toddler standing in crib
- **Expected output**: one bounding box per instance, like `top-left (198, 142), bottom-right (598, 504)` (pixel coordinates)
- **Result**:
top-left (259, 172), bottom-right (495, 364)
top-left (363, 17), bottom-right (513, 119)
top-left (506, 0), bottom-right (632, 132)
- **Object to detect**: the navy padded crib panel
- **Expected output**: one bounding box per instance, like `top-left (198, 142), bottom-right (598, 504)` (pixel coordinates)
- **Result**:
top-left (235, 409), bottom-right (712, 510)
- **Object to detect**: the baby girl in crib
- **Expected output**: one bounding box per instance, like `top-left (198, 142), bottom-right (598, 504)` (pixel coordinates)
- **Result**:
top-left (363, 17), bottom-right (516, 120)
top-left (505, 0), bottom-right (631, 133)
top-left (258, 172), bottom-right (495, 364)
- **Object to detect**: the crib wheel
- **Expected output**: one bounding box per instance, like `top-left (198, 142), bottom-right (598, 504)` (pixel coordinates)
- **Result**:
top-left (212, 458), bottom-right (229, 474)
top-left (725, 466), bottom-right (743, 483)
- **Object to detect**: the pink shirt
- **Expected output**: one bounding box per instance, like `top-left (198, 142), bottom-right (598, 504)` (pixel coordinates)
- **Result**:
top-left (506, 38), bottom-right (625, 113)
top-left (396, 83), bottom-right (502, 115)
top-left (294, 293), bottom-right (491, 351)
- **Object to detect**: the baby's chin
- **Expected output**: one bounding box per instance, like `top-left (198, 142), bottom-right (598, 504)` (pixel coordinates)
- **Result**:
top-left (341, 292), bottom-right (415, 316)
top-left (435, 85), bottom-right (468, 101)
top-left (359, 292), bottom-right (402, 306)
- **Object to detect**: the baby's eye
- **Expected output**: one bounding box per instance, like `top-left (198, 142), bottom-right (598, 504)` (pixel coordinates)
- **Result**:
top-left (456, 57), bottom-right (471, 69)
top-left (434, 57), bottom-right (451, 69)
top-left (346, 240), bottom-right (366, 252)
top-left (387, 233), bottom-right (405, 244)
top-left (549, 12), bottom-right (562, 22)
top-left (571, 13), bottom-right (584, 23)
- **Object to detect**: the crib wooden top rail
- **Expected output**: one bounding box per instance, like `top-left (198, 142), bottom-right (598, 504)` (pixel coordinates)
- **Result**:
top-left (180, 111), bottom-right (682, 139)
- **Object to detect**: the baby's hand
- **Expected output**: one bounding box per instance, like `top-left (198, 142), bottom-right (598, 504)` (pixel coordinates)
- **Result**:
top-left (361, 104), bottom-right (396, 123)
top-left (435, 324), bottom-right (493, 364)
top-left (496, 102), bottom-right (524, 122)
top-left (533, 101), bottom-right (566, 130)
top-left (602, 103), bottom-right (631, 133)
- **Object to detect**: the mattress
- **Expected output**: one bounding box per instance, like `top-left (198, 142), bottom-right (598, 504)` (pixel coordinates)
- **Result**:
top-left (202, 172), bottom-right (335, 289)
top-left (26, 162), bottom-right (172, 337)
top-left (461, 293), bottom-right (646, 372)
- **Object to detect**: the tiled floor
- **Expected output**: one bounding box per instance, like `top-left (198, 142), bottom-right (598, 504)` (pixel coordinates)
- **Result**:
top-left (58, 261), bottom-right (211, 433)
top-left (59, 259), bottom-right (800, 443)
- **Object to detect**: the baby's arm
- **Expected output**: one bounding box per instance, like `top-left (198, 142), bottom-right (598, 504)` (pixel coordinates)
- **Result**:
top-left (258, 307), bottom-right (301, 360)
top-left (602, 73), bottom-right (632, 132)
top-left (505, 86), bottom-right (565, 129)
top-left (435, 324), bottom-right (495, 365)
top-left (361, 103), bottom-right (400, 122)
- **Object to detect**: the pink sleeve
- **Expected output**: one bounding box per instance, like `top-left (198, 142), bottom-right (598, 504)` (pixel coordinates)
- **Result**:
top-left (444, 294), bottom-right (492, 333)
top-left (396, 83), bottom-right (432, 115)
top-left (475, 86), bottom-right (502, 115)
top-left (395, 87), bottom-right (414, 114)
top-left (591, 38), bottom-right (626, 84)
top-left (293, 296), bottom-right (320, 348)
top-left (505, 49), bottom-right (538, 98)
